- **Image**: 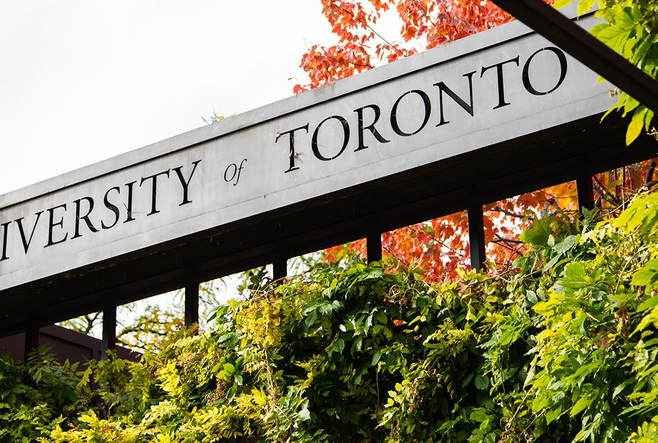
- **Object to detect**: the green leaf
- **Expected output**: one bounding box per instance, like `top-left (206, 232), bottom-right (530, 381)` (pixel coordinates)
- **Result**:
top-left (553, 235), bottom-right (578, 255)
top-left (470, 408), bottom-right (489, 422)
top-left (570, 396), bottom-right (593, 416)
top-left (645, 109), bottom-right (654, 131)
top-left (545, 405), bottom-right (562, 424)
top-left (630, 5), bottom-right (644, 22)
top-left (542, 255), bottom-right (561, 273)
top-left (466, 304), bottom-right (478, 322)
top-left (589, 23), bottom-right (609, 38)
top-left (553, 0), bottom-right (576, 9)
top-left (636, 309), bottom-right (658, 333)
top-left (305, 310), bottom-right (318, 329)
top-left (299, 408), bottom-right (311, 421)
top-left (627, 107), bottom-right (646, 145)
top-left (474, 374), bottom-right (489, 390)
top-left (526, 290), bottom-right (539, 305)
top-left (217, 332), bottom-right (237, 344)
top-left (612, 381), bottom-right (630, 399)
top-left (331, 338), bottom-right (345, 354)
top-left (520, 220), bottom-right (550, 247)
top-left (596, 25), bottom-right (631, 53)
top-left (624, 95), bottom-right (640, 116)
top-left (532, 395), bottom-right (550, 412)
top-left (372, 349), bottom-right (384, 366)
top-left (632, 39), bottom-right (653, 66)
top-left (631, 259), bottom-right (658, 287)
top-left (577, 0), bottom-right (596, 16)
top-left (638, 293), bottom-right (658, 312)
top-left (10, 384), bottom-right (26, 395)
top-left (613, 10), bottom-right (635, 30)
top-left (374, 311), bottom-right (388, 325)
top-left (564, 262), bottom-right (588, 285)
top-left (513, 256), bottom-right (529, 273)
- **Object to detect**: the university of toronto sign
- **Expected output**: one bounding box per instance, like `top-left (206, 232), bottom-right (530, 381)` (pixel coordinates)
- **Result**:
top-left (0, 6), bottom-right (615, 300)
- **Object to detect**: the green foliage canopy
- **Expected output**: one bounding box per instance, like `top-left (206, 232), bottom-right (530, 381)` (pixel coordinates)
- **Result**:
top-left (2, 190), bottom-right (658, 442)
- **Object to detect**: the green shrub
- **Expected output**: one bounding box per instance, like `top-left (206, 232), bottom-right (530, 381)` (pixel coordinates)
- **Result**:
top-left (5, 191), bottom-right (658, 442)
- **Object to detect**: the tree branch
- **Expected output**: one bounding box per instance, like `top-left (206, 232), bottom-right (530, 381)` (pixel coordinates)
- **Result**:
top-left (593, 175), bottom-right (620, 206)
top-left (339, 6), bottom-right (405, 57)
top-left (492, 205), bottom-right (525, 219)
top-left (493, 233), bottom-right (524, 244)
top-left (644, 160), bottom-right (656, 188)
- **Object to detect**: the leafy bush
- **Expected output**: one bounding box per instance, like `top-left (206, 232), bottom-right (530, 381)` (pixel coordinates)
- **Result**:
top-left (4, 191), bottom-right (658, 442)
top-left (0, 350), bottom-right (84, 442)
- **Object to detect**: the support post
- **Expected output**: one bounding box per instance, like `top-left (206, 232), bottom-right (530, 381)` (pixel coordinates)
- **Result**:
top-left (367, 232), bottom-right (382, 263)
top-left (24, 327), bottom-right (40, 362)
top-left (101, 305), bottom-right (116, 360)
top-left (185, 283), bottom-right (200, 328)
top-left (577, 174), bottom-right (595, 212)
top-left (273, 257), bottom-right (288, 281)
top-left (468, 202), bottom-right (486, 272)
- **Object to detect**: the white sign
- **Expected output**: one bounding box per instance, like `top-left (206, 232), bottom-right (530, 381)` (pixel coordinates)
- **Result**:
top-left (0, 8), bottom-right (613, 292)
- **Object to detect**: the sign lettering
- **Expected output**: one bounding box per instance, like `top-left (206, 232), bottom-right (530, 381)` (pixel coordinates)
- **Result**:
top-left (0, 161), bottom-right (202, 262)
top-left (0, 10), bottom-right (614, 293)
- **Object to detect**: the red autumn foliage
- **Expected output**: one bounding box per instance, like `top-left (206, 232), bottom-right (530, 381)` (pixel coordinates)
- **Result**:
top-left (296, 0), bottom-right (656, 282)
top-left (295, 0), bottom-right (529, 92)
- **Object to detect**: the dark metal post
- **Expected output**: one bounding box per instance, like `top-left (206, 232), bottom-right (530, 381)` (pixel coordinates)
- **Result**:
top-left (468, 203), bottom-right (486, 272)
top-left (273, 257), bottom-right (288, 281)
top-left (101, 305), bottom-right (116, 360)
top-left (577, 174), bottom-right (595, 212)
top-left (185, 283), bottom-right (200, 327)
top-left (367, 232), bottom-right (382, 263)
top-left (23, 327), bottom-right (40, 361)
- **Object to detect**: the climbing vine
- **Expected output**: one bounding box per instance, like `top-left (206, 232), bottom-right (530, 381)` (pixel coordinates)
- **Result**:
top-left (2, 190), bottom-right (658, 442)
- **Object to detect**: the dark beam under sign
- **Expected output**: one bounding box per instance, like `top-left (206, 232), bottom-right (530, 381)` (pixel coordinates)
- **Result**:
top-left (185, 283), bottom-right (200, 327)
top-left (489, 0), bottom-right (658, 113)
top-left (577, 174), bottom-right (595, 211)
top-left (468, 202), bottom-right (486, 272)
top-left (273, 257), bottom-right (288, 281)
top-left (367, 232), bottom-right (383, 263)
top-left (24, 328), bottom-right (39, 361)
top-left (101, 305), bottom-right (116, 360)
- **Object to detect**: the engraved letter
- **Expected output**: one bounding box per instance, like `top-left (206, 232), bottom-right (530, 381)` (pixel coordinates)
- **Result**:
top-left (172, 160), bottom-right (202, 205)
top-left (311, 115), bottom-right (350, 161)
top-left (523, 47), bottom-right (568, 96)
top-left (140, 170), bottom-right (171, 216)
top-left (275, 124), bottom-right (309, 173)
top-left (435, 71), bottom-right (476, 126)
top-left (72, 197), bottom-right (99, 239)
top-left (354, 104), bottom-right (390, 151)
top-left (15, 211), bottom-right (43, 253)
top-left (125, 181), bottom-right (136, 223)
top-left (481, 56), bottom-right (520, 109)
top-left (0, 221), bottom-right (9, 261)
top-left (390, 90), bottom-right (432, 136)
top-left (102, 187), bottom-right (121, 230)
top-left (45, 204), bottom-right (68, 247)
